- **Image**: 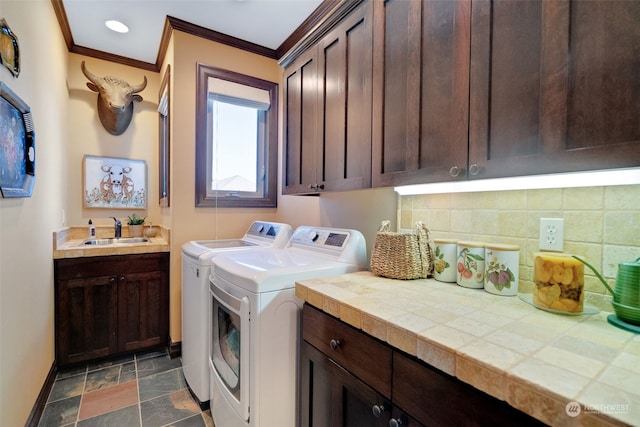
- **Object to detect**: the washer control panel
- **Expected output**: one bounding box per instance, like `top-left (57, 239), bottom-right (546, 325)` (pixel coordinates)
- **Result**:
top-left (246, 222), bottom-right (287, 239)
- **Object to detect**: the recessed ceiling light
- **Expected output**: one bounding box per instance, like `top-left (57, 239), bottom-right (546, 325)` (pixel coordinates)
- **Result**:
top-left (105, 20), bottom-right (129, 33)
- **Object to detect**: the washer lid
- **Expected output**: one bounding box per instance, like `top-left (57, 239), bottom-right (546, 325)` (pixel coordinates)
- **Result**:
top-left (182, 239), bottom-right (256, 259)
top-left (181, 221), bottom-right (293, 259)
top-left (212, 248), bottom-right (363, 293)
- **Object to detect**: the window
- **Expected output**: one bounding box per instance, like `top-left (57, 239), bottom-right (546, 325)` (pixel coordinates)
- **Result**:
top-left (196, 64), bottom-right (278, 207)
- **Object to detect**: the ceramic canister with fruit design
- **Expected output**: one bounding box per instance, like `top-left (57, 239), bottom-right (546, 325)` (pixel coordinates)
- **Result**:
top-left (433, 239), bottom-right (458, 283)
top-left (484, 244), bottom-right (520, 296)
top-left (456, 241), bottom-right (486, 289)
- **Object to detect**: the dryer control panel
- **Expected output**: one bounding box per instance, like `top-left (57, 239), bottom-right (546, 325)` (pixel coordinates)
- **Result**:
top-left (290, 227), bottom-right (350, 249)
top-left (288, 226), bottom-right (367, 266)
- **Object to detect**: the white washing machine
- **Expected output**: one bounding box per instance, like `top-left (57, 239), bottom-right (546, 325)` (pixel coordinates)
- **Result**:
top-left (208, 226), bottom-right (368, 427)
top-left (181, 221), bottom-right (292, 405)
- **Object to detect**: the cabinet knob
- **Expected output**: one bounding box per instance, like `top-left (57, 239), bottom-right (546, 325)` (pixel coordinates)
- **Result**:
top-left (308, 184), bottom-right (316, 190)
top-left (372, 404), bottom-right (386, 418)
top-left (329, 339), bottom-right (341, 350)
top-left (449, 166), bottom-right (461, 177)
top-left (389, 418), bottom-right (404, 427)
top-left (469, 163), bottom-right (480, 176)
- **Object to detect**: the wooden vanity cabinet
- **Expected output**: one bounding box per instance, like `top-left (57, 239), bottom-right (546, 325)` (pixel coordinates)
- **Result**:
top-left (54, 253), bottom-right (169, 367)
top-left (283, 0), bottom-right (373, 195)
top-left (300, 304), bottom-right (544, 427)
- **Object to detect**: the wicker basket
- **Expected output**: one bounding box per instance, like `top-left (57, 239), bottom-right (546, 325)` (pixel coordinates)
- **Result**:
top-left (370, 220), bottom-right (435, 280)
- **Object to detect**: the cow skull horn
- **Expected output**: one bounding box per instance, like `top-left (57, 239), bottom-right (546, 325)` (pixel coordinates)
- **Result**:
top-left (130, 76), bottom-right (148, 94)
top-left (80, 61), bottom-right (102, 85)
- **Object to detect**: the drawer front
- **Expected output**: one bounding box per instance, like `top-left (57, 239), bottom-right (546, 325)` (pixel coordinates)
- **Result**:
top-left (393, 352), bottom-right (543, 427)
top-left (302, 304), bottom-right (392, 398)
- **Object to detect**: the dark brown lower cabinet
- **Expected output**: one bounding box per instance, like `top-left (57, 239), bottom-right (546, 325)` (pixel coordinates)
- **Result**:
top-left (55, 253), bottom-right (169, 367)
top-left (300, 342), bottom-right (411, 427)
top-left (299, 304), bottom-right (545, 427)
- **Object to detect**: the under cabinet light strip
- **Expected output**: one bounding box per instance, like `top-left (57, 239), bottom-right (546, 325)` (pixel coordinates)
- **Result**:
top-left (394, 168), bottom-right (640, 195)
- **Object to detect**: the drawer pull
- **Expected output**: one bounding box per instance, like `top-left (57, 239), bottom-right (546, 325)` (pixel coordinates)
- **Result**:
top-left (329, 339), bottom-right (341, 350)
top-left (372, 404), bottom-right (386, 418)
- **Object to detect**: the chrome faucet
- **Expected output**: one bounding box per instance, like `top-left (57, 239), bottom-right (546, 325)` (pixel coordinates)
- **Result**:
top-left (111, 217), bottom-right (122, 238)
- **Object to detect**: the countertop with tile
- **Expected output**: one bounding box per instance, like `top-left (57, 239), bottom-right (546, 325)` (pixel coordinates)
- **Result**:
top-left (53, 225), bottom-right (170, 259)
top-left (295, 271), bottom-right (640, 427)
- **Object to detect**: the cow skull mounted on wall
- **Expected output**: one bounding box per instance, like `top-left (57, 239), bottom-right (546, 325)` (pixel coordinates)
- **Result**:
top-left (81, 61), bottom-right (148, 136)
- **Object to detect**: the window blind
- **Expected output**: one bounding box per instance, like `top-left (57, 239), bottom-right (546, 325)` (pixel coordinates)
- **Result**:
top-left (208, 77), bottom-right (270, 111)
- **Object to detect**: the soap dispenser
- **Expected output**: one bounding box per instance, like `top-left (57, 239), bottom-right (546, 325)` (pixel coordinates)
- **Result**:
top-left (88, 219), bottom-right (96, 238)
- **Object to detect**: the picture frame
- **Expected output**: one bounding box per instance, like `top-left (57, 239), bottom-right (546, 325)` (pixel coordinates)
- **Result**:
top-left (0, 81), bottom-right (35, 198)
top-left (0, 19), bottom-right (20, 77)
top-left (83, 155), bottom-right (147, 209)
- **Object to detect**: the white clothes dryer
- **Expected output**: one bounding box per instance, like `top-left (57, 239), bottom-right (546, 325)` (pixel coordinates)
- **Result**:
top-left (181, 221), bottom-right (292, 404)
top-left (208, 226), bottom-right (367, 427)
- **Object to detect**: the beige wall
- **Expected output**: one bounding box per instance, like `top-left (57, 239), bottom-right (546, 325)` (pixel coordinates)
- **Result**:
top-left (164, 31), bottom-right (320, 342)
top-left (0, 1), bottom-right (68, 425)
top-left (66, 54), bottom-right (162, 228)
top-left (399, 185), bottom-right (640, 309)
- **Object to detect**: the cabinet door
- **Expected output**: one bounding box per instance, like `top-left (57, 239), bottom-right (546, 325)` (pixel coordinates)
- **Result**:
top-left (283, 47), bottom-right (319, 194)
top-left (117, 270), bottom-right (169, 352)
top-left (300, 342), bottom-right (391, 427)
top-left (469, 0), bottom-right (640, 179)
top-left (55, 275), bottom-right (118, 366)
top-left (372, 0), bottom-right (471, 186)
top-left (317, 0), bottom-right (373, 192)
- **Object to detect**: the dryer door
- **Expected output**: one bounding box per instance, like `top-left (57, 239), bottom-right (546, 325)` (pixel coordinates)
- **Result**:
top-left (210, 280), bottom-right (250, 422)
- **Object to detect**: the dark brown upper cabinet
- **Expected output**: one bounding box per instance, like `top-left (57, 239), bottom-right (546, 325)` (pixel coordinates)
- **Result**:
top-left (283, 0), bottom-right (373, 194)
top-left (372, 0), bottom-right (471, 187)
top-left (469, 0), bottom-right (640, 179)
top-left (373, 0), bottom-right (640, 187)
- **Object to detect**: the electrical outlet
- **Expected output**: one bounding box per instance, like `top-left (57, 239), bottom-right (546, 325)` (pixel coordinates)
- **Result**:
top-left (539, 218), bottom-right (564, 251)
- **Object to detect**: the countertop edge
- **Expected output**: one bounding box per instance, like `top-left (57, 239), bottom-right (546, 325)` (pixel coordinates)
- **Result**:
top-left (53, 225), bottom-right (171, 259)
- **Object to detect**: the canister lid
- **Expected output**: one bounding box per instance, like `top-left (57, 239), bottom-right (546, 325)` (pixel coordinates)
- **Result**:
top-left (457, 241), bottom-right (485, 248)
top-left (485, 243), bottom-right (519, 251)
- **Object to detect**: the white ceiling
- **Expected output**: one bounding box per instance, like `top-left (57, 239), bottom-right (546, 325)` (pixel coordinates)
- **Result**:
top-left (61, 0), bottom-right (324, 64)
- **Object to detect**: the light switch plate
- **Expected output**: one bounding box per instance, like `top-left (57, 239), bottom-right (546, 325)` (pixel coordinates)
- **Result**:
top-left (539, 218), bottom-right (564, 251)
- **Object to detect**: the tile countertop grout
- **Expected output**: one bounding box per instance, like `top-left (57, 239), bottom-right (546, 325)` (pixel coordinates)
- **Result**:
top-left (295, 271), bottom-right (640, 427)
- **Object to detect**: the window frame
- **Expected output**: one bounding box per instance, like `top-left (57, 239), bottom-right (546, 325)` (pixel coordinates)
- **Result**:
top-left (195, 64), bottom-right (278, 208)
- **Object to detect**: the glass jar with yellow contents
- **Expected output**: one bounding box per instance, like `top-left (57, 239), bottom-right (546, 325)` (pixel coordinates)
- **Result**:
top-left (533, 252), bottom-right (585, 313)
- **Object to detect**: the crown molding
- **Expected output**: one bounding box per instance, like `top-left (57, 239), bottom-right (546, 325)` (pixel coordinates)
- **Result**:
top-left (51, 0), bottom-right (339, 72)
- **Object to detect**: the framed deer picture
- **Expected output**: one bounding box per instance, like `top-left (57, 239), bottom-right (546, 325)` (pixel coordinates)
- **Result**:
top-left (83, 155), bottom-right (147, 209)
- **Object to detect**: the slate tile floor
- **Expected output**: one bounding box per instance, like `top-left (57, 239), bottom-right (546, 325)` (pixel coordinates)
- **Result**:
top-left (38, 350), bottom-right (214, 427)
